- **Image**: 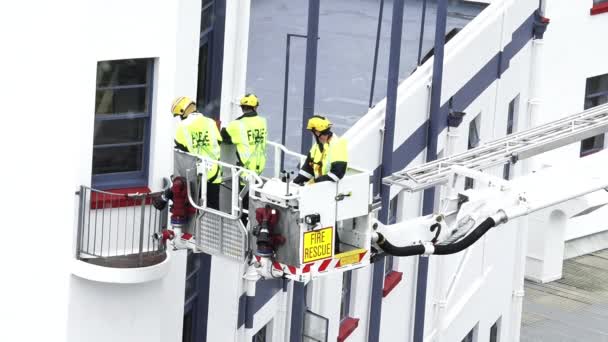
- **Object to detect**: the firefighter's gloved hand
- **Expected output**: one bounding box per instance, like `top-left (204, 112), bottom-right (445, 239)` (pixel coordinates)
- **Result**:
top-left (292, 174), bottom-right (309, 186)
top-left (153, 188), bottom-right (173, 211)
top-left (152, 197), bottom-right (167, 210)
top-left (314, 175), bottom-right (332, 183)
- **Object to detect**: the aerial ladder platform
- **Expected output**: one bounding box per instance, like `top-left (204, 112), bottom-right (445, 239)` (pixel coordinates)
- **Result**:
top-left (383, 103), bottom-right (608, 192)
top-left (160, 102), bottom-right (608, 281)
top-left (375, 102), bottom-right (608, 257)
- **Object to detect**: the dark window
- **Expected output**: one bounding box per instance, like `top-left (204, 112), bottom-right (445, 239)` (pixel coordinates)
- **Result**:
top-left (388, 195), bottom-right (399, 224)
top-left (581, 73), bottom-right (608, 156)
top-left (93, 58), bottom-right (154, 189)
top-left (182, 310), bottom-right (193, 342)
top-left (201, 0), bottom-right (215, 34)
top-left (198, 0), bottom-right (215, 113)
top-left (504, 96), bottom-right (519, 180)
top-left (490, 318), bottom-right (500, 342)
top-left (465, 115), bottom-right (481, 190)
top-left (185, 251), bottom-right (201, 301)
top-left (462, 326), bottom-right (476, 342)
top-left (384, 256), bottom-right (394, 276)
top-left (252, 325), bottom-right (267, 342)
top-left (340, 271), bottom-right (352, 321)
top-left (197, 42), bottom-right (210, 107)
top-left (183, 251), bottom-right (202, 342)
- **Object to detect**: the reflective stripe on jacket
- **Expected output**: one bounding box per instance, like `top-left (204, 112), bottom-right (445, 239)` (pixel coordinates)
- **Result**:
top-left (300, 134), bottom-right (348, 182)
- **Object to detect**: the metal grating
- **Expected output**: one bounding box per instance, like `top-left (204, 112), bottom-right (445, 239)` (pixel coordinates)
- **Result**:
top-left (197, 211), bottom-right (248, 262)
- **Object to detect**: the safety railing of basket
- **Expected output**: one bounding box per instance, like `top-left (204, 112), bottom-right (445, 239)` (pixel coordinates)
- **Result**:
top-left (267, 141), bottom-right (307, 179)
top-left (75, 186), bottom-right (168, 267)
top-left (174, 144), bottom-right (306, 262)
top-left (176, 150), bottom-right (265, 261)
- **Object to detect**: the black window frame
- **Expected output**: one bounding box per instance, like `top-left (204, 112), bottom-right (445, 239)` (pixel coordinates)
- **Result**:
top-left (465, 115), bottom-right (481, 190)
top-left (384, 255), bottom-right (394, 276)
top-left (197, 0), bottom-right (225, 118)
top-left (461, 324), bottom-right (477, 342)
top-left (489, 317), bottom-right (501, 342)
top-left (503, 95), bottom-right (519, 180)
top-left (92, 58), bottom-right (154, 189)
top-left (252, 324), bottom-right (267, 342)
top-left (197, 0), bottom-right (215, 109)
top-left (183, 251), bottom-right (201, 342)
top-left (581, 73), bottom-right (608, 157)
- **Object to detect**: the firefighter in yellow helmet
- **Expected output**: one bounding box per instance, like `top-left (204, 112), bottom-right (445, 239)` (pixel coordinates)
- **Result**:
top-left (220, 93), bottom-right (268, 178)
top-left (221, 94), bottom-right (268, 221)
top-left (293, 115), bottom-right (348, 185)
top-left (172, 96), bottom-right (222, 210)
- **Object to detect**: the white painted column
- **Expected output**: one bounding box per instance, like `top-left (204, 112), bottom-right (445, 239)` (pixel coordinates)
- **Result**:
top-left (525, 37), bottom-right (546, 174)
top-left (220, 0), bottom-right (251, 123)
top-left (525, 209), bottom-right (567, 283)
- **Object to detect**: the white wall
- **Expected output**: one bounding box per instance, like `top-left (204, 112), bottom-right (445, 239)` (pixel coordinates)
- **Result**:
top-left (67, 250), bottom-right (187, 342)
top-left (534, 0), bottom-right (608, 238)
top-left (0, 0), bottom-right (204, 341)
top-left (85, 0), bottom-right (201, 192)
top-left (0, 0), bottom-right (85, 340)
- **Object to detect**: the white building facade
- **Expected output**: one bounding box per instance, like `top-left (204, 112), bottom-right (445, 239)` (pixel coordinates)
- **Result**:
top-left (2, 0), bottom-right (608, 342)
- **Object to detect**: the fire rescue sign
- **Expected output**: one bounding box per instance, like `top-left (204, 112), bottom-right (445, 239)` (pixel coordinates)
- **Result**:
top-left (303, 227), bottom-right (333, 263)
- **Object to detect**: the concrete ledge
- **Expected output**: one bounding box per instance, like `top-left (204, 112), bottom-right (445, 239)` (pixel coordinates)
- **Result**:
top-left (565, 230), bottom-right (608, 259)
top-left (525, 256), bottom-right (562, 284)
top-left (71, 252), bottom-right (171, 284)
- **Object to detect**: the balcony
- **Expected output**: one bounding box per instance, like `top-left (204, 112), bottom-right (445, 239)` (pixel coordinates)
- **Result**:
top-left (72, 186), bottom-right (171, 283)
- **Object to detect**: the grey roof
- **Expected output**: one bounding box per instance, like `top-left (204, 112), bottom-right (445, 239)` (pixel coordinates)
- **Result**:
top-left (521, 249), bottom-right (608, 342)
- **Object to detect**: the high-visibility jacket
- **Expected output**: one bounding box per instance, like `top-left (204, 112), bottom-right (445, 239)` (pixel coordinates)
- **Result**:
top-left (174, 113), bottom-right (222, 184)
top-left (222, 112), bottom-right (268, 177)
top-left (298, 134), bottom-right (348, 183)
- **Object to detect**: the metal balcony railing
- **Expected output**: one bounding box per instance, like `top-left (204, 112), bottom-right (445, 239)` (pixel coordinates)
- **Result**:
top-left (75, 186), bottom-right (168, 268)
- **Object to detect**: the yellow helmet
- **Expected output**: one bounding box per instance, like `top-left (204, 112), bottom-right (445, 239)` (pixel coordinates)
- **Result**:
top-left (171, 96), bottom-right (195, 117)
top-left (306, 115), bottom-right (332, 133)
top-left (240, 93), bottom-right (260, 108)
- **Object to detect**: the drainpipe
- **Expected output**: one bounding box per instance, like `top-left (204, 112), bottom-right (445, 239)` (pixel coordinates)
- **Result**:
top-left (510, 217), bottom-right (529, 341)
top-left (368, 0), bottom-right (385, 109)
top-left (416, 0), bottom-right (448, 341)
top-left (527, 6), bottom-right (550, 174)
top-left (243, 264), bottom-right (260, 336)
top-left (300, 0), bottom-right (320, 154)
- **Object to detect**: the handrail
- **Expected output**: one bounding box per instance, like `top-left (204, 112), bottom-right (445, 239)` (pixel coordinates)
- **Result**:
top-left (174, 149), bottom-right (265, 185)
top-left (75, 185), bottom-right (167, 268)
top-left (84, 187), bottom-right (166, 197)
top-left (267, 141), bottom-right (306, 178)
top-left (267, 140), bottom-right (306, 160)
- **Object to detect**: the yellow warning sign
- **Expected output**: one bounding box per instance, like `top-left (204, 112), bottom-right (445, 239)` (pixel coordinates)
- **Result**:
top-left (302, 227), bottom-right (333, 263)
top-left (335, 249), bottom-right (366, 267)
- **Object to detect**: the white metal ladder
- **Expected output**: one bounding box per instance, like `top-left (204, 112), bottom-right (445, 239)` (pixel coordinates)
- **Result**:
top-left (383, 103), bottom-right (608, 192)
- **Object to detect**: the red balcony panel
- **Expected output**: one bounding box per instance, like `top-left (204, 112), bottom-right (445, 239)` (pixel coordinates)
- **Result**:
top-left (591, 2), bottom-right (608, 15)
top-left (90, 186), bottom-right (152, 209)
top-left (383, 271), bottom-right (403, 298)
top-left (338, 317), bottom-right (359, 342)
